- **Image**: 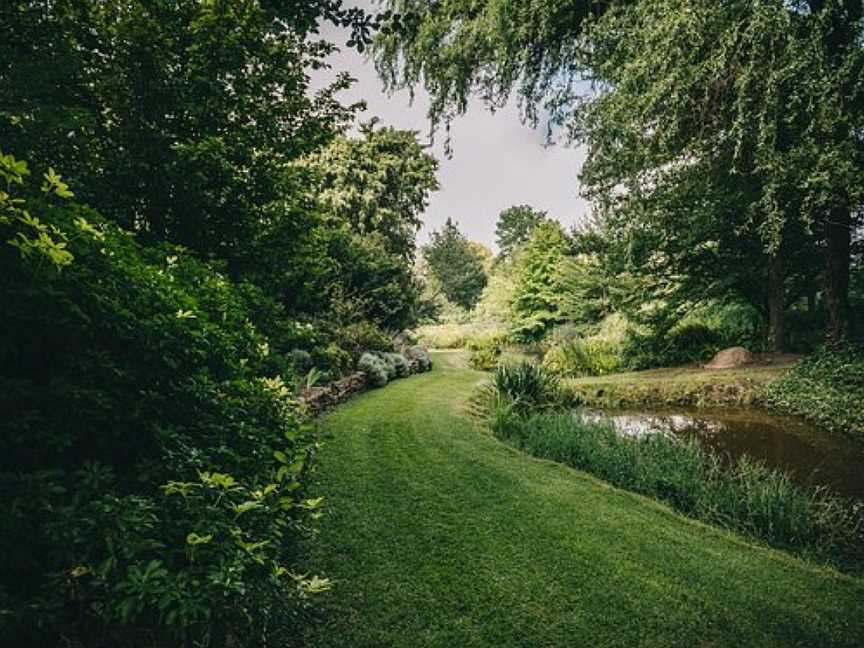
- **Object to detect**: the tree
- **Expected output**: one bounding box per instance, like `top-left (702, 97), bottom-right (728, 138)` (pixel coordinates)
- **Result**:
top-left (510, 220), bottom-right (571, 340)
top-left (424, 218), bottom-right (488, 310)
top-left (495, 205), bottom-right (547, 257)
top-left (374, 0), bottom-right (864, 346)
top-left (0, 0), bottom-right (359, 271)
top-left (295, 123), bottom-right (439, 330)
top-left (302, 122), bottom-right (439, 262)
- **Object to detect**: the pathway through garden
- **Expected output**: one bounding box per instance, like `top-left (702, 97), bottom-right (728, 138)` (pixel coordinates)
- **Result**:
top-left (300, 352), bottom-right (864, 647)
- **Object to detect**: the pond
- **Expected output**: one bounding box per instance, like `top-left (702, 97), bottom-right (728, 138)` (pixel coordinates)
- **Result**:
top-left (578, 407), bottom-right (864, 503)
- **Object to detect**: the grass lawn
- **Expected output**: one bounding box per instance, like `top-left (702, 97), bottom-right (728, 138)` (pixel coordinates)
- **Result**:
top-left (563, 362), bottom-right (797, 408)
top-left (300, 351), bottom-right (864, 647)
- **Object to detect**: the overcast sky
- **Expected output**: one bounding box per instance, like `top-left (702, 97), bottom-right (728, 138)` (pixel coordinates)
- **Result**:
top-left (310, 3), bottom-right (590, 251)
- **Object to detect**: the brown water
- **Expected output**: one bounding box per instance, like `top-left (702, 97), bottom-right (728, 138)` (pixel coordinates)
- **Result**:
top-left (580, 407), bottom-right (864, 503)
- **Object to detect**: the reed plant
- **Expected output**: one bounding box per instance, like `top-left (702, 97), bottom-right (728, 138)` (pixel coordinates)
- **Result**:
top-left (488, 405), bottom-right (862, 568)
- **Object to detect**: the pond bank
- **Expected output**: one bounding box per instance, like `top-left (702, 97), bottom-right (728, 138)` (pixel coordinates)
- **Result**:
top-left (579, 406), bottom-right (864, 502)
top-left (563, 362), bottom-right (794, 408)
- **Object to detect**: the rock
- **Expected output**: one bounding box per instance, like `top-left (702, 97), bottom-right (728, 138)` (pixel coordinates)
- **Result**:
top-left (704, 346), bottom-right (753, 370)
top-left (299, 371), bottom-right (369, 415)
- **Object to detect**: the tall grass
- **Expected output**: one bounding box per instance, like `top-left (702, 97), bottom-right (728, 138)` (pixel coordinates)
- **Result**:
top-left (470, 362), bottom-right (562, 419)
top-left (488, 407), bottom-right (862, 568)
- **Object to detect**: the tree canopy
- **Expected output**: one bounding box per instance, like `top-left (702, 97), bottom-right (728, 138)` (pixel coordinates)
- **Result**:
top-left (375, 0), bottom-right (864, 347)
top-left (423, 218), bottom-right (489, 311)
top-left (495, 204), bottom-right (548, 258)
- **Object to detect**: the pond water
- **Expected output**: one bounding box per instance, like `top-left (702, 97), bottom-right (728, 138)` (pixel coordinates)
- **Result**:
top-left (578, 407), bottom-right (864, 503)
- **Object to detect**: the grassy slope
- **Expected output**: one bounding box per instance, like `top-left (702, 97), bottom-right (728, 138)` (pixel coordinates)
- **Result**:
top-left (563, 363), bottom-right (795, 407)
top-left (301, 352), bottom-right (864, 647)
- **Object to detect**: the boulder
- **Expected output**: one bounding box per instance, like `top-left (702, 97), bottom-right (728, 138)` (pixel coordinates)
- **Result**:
top-left (704, 346), bottom-right (753, 370)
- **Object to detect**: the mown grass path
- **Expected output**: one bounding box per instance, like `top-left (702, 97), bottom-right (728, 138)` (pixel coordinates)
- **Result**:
top-left (301, 352), bottom-right (864, 647)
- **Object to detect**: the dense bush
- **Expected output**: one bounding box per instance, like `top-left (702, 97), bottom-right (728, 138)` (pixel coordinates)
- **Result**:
top-left (358, 352), bottom-right (390, 387)
top-left (311, 342), bottom-right (354, 380)
top-left (763, 344), bottom-right (864, 438)
top-left (405, 345), bottom-right (433, 372)
top-left (542, 337), bottom-right (624, 377)
top-left (388, 352), bottom-right (412, 377)
top-left (466, 331), bottom-right (509, 370)
top-left (490, 412), bottom-right (862, 567)
top-left (0, 200), bottom-right (326, 646)
top-left (339, 321), bottom-right (395, 355)
top-left (414, 323), bottom-right (474, 348)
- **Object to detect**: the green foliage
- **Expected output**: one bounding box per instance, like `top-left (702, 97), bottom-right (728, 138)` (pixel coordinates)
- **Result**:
top-left (1, 0), bottom-right (357, 269)
top-left (339, 321), bottom-right (395, 355)
top-left (303, 122), bottom-right (439, 262)
top-left (376, 0), bottom-right (864, 348)
top-left (297, 124), bottom-right (440, 331)
top-left (388, 352), bottom-right (412, 378)
top-left (423, 218), bottom-right (488, 311)
top-left (311, 343), bottom-right (355, 381)
top-left (465, 331), bottom-right (509, 370)
top-left (510, 221), bottom-right (570, 341)
top-left (479, 362), bottom-right (562, 416)
top-left (494, 204), bottom-right (547, 258)
top-left (543, 338), bottom-right (625, 378)
top-left (404, 345), bottom-right (433, 372)
top-left (414, 323), bottom-right (472, 348)
top-left (623, 301), bottom-right (766, 369)
top-left (490, 413), bottom-right (862, 567)
top-left (290, 349), bottom-right (314, 373)
top-left (763, 345), bottom-right (864, 438)
top-left (554, 253), bottom-right (617, 331)
top-left (0, 203), bottom-right (325, 647)
top-left (0, 151), bottom-right (75, 269)
top-left (358, 352), bottom-right (390, 387)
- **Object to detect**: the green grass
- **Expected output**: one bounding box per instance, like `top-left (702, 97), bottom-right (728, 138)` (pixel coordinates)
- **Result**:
top-left (300, 351), bottom-right (864, 647)
top-left (488, 411), bottom-right (862, 567)
top-left (564, 363), bottom-right (795, 408)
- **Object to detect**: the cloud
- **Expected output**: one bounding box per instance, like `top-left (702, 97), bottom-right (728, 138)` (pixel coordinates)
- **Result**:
top-left (309, 4), bottom-right (590, 250)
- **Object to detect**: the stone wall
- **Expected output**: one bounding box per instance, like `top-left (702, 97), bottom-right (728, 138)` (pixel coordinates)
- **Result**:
top-left (299, 371), bottom-right (368, 416)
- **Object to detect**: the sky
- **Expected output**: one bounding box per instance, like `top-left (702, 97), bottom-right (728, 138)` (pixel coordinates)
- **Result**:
top-left (310, 3), bottom-right (590, 251)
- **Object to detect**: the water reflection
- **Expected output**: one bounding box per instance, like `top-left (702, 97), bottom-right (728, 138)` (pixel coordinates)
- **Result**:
top-left (575, 407), bottom-right (864, 502)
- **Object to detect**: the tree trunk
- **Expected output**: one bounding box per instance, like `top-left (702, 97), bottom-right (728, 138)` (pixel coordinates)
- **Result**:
top-left (824, 207), bottom-right (851, 346)
top-left (767, 254), bottom-right (785, 353)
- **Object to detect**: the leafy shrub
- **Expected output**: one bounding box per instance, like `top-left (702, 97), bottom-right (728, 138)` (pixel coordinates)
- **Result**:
top-left (0, 202), bottom-right (326, 647)
top-left (358, 352), bottom-right (389, 387)
top-left (763, 344), bottom-right (864, 438)
top-left (543, 337), bottom-right (624, 377)
top-left (405, 345), bottom-right (433, 372)
top-left (665, 323), bottom-right (724, 363)
top-left (491, 413), bottom-right (862, 567)
top-left (466, 331), bottom-right (508, 370)
top-left (415, 323), bottom-right (470, 348)
top-left (311, 342), bottom-right (354, 380)
top-left (340, 321), bottom-right (394, 354)
top-left (388, 352), bottom-right (412, 377)
top-left (289, 348), bottom-right (314, 373)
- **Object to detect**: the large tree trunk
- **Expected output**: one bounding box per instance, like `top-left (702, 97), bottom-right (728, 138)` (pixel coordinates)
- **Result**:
top-left (767, 254), bottom-right (785, 353)
top-left (824, 207), bottom-right (851, 345)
